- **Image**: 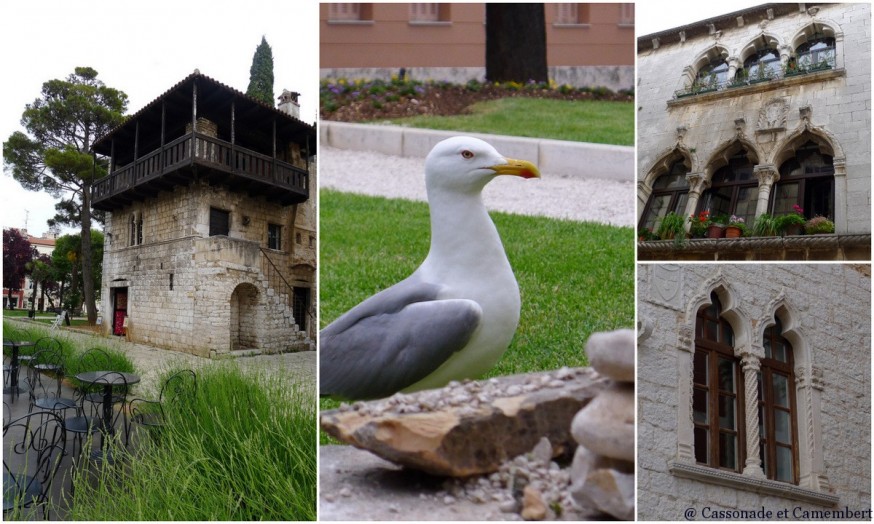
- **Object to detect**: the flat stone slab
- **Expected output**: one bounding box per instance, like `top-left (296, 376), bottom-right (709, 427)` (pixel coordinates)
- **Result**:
top-left (321, 368), bottom-right (606, 477)
top-left (319, 445), bottom-right (605, 521)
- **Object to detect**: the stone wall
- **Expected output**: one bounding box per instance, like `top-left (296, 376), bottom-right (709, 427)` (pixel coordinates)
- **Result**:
top-left (101, 180), bottom-right (313, 356)
top-left (637, 264), bottom-right (871, 520)
top-left (637, 3), bottom-right (871, 235)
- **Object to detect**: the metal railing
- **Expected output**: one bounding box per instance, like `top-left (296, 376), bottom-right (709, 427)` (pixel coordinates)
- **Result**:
top-left (674, 51), bottom-right (836, 99)
top-left (259, 247), bottom-right (313, 333)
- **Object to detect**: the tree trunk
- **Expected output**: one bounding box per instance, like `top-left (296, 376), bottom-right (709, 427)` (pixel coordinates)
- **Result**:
top-left (485, 4), bottom-right (548, 83)
top-left (81, 179), bottom-right (97, 325)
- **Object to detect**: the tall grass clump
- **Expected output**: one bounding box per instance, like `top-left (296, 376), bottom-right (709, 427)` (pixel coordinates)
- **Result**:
top-left (66, 363), bottom-right (317, 520)
top-left (2, 320), bottom-right (135, 376)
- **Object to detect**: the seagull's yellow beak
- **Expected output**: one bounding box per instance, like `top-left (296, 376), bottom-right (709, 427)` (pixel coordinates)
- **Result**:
top-left (490, 158), bottom-right (541, 179)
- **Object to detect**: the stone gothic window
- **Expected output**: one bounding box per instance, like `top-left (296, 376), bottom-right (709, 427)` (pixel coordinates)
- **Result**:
top-left (698, 150), bottom-right (757, 224)
top-left (695, 56), bottom-right (729, 88)
top-left (639, 160), bottom-right (690, 232)
top-left (772, 141), bottom-right (835, 219)
top-left (758, 317), bottom-right (798, 484)
top-left (693, 293), bottom-right (744, 472)
top-left (743, 47), bottom-right (781, 81)
top-left (795, 35), bottom-right (836, 69)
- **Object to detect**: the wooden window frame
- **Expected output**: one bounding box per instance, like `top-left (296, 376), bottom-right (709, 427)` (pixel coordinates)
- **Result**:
top-left (693, 295), bottom-right (745, 473)
top-left (759, 320), bottom-right (800, 484)
top-left (698, 151), bottom-right (758, 224)
top-left (267, 223), bottom-right (282, 251)
top-left (639, 160), bottom-right (691, 232)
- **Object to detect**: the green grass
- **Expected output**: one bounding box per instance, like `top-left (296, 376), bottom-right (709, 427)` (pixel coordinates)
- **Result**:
top-left (65, 364), bottom-right (316, 520)
top-left (379, 98), bottom-right (634, 145)
top-left (319, 191), bottom-right (634, 441)
top-left (2, 320), bottom-right (135, 377)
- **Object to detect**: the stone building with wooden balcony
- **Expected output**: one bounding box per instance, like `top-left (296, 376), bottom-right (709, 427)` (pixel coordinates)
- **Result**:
top-left (91, 71), bottom-right (316, 357)
top-left (637, 3), bottom-right (870, 261)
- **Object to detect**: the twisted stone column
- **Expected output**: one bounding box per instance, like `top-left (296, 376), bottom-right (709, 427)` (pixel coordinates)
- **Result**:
top-left (741, 353), bottom-right (765, 478)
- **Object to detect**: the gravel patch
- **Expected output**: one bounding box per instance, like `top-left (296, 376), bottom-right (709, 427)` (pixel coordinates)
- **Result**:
top-left (319, 146), bottom-right (635, 227)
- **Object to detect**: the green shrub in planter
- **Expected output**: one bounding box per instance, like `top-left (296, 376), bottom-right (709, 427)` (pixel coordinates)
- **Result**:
top-left (753, 213), bottom-right (779, 237)
top-left (804, 216), bottom-right (835, 234)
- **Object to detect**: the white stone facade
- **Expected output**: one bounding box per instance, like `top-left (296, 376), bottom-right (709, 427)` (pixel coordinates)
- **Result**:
top-left (637, 3), bottom-right (871, 236)
top-left (100, 180), bottom-right (315, 357)
top-left (637, 264), bottom-right (871, 520)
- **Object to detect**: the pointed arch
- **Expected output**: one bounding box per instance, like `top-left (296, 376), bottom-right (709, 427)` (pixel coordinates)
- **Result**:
top-left (739, 32), bottom-right (784, 63)
top-left (642, 145), bottom-right (695, 189)
top-left (704, 138), bottom-right (763, 179)
top-left (684, 276), bottom-right (752, 356)
top-left (771, 125), bottom-right (844, 167)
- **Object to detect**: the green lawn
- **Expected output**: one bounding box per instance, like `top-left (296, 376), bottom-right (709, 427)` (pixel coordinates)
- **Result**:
top-left (319, 191), bottom-right (634, 439)
top-left (378, 98), bottom-right (634, 145)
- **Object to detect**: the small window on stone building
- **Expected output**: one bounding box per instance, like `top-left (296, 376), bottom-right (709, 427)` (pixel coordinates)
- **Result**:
top-left (296, 232), bottom-right (302, 245)
top-left (693, 292), bottom-right (744, 472)
top-left (309, 235), bottom-right (315, 248)
top-left (698, 149), bottom-right (758, 225)
top-left (209, 207), bottom-right (230, 237)
top-left (639, 159), bottom-right (690, 233)
top-left (169, 273), bottom-right (174, 291)
top-left (758, 317), bottom-right (798, 484)
top-left (772, 141), bottom-right (835, 221)
top-left (137, 213), bottom-right (144, 245)
top-left (130, 214), bottom-right (137, 247)
top-left (268, 223), bottom-right (282, 250)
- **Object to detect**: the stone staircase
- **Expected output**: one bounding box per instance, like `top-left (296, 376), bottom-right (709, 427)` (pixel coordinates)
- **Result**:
top-left (259, 248), bottom-right (314, 353)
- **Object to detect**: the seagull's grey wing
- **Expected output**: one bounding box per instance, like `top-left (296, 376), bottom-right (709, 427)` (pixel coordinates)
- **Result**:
top-left (320, 278), bottom-right (482, 400)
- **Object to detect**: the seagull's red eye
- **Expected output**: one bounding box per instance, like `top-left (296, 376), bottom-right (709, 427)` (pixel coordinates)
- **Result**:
top-left (461, 150), bottom-right (474, 159)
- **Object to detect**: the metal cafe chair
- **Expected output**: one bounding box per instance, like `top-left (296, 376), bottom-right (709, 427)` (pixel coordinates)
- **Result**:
top-left (24, 348), bottom-right (77, 418)
top-left (68, 371), bottom-right (131, 461)
top-left (3, 410), bottom-right (67, 520)
top-left (127, 369), bottom-right (197, 445)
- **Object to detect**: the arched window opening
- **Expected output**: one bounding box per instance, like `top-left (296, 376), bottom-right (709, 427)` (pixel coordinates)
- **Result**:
top-left (696, 56), bottom-right (730, 88)
top-left (639, 159), bottom-right (690, 232)
top-left (772, 140), bottom-right (835, 219)
top-left (743, 46), bottom-right (781, 82)
top-left (758, 317), bottom-right (798, 484)
top-left (699, 150), bottom-right (757, 224)
top-left (796, 34), bottom-right (836, 70)
top-left (693, 292), bottom-right (744, 472)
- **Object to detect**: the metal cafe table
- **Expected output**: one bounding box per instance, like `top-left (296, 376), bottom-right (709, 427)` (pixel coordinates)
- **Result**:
top-left (2, 341), bottom-right (35, 397)
top-left (74, 371), bottom-right (141, 458)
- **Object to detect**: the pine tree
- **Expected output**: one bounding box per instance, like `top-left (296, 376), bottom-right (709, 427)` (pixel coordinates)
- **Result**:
top-left (246, 36), bottom-right (275, 105)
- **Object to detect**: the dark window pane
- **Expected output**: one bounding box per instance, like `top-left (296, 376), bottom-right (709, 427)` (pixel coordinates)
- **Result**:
top-left (694, 427), bottom-right (709, 464)
top-left (706, 319), bottom-right (719, 341)
top-left (718, 357), bottom-right (735, 393)
top-left (757, 371), bottom-right (763, 401)
top-left (718, 394), bottom-right (736, 430)
top-left (760, 441), bottom-right (767, 473)
top-left (693, 387), bottom-right (708, 424)
top-left (718, 432), bottom-right (737, 469)
top-left (268, 223), bottom-right (281, 250)
top-left (772, 373), bottom-right (789, 407)
top-left (209, 208), bottom-right (230, 237)
top-left (775, 409), bottom-right (791, 444)
top-left (694, 352), bottom-right (708, 385)
top-left (776, 445), bottom-right (793, 482)
top-left (763, 331), bottom-right (772, 359)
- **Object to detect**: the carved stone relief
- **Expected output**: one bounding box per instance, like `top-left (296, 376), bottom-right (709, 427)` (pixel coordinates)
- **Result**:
top-left (651, 264), bottom-right (683, 310)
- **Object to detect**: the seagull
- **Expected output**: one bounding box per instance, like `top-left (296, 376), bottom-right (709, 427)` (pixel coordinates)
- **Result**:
top-left (320, 136), bottom-right (541, 400)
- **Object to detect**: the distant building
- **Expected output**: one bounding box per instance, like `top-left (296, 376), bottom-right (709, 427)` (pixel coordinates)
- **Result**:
top-left (320, 3), bottom-right (634, 92)
top-left (638, 263), bottom-right (870, 519)
top-left (91, 71), bottom-right (316, 357)
top-left (2, 230), bottom-right (57, 311)
top-left (637, 3), bottom-right (871, 260)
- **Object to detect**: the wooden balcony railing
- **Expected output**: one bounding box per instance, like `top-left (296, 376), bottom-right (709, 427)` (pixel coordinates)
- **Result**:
top-left (92, 132), bottom-right (308, 208)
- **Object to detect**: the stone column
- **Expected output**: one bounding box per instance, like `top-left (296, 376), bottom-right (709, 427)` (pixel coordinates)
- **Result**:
top-left (833, 158), bottom-right (848, 234)
top-left (796, 365), bottom-right (830, 491)
top-left (741, 353), bottom-right (765, 478)
top-left (779, 44), bottom-right (793, 66)
top-left (676, 326), bottom-right (696, 463)
top-left (753, 164), bottom-right (780, 218)
top-left (727, 56), bottom-right (741, 82)
top-left (637, 181), bottom-right (652, 223)
top-left (682, 172), bottom-right (709, 232)
top-left (681, 66), bottom-right (696, 88)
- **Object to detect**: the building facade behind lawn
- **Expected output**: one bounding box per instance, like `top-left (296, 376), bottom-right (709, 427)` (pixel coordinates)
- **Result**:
top-left (637, 264), bottom-right (870, 519)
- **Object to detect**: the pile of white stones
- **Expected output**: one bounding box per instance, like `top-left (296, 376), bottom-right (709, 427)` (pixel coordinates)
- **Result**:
top-left (569, 329), bottom-right (635, 520)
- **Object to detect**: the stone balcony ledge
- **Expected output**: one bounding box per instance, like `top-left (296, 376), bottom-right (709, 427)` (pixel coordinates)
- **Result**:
top-left (638, 233), bottom-right (871, 261)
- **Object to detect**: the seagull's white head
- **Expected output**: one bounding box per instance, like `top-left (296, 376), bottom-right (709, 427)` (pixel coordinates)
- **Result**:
top-left (424, 136), bottom-right (540, 194)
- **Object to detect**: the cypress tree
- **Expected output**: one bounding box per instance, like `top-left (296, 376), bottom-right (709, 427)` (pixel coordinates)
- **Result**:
top-left (247, 36), bottom-right (275, 105)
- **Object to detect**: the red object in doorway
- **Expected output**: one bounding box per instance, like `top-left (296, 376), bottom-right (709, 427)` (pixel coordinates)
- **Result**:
top-left (114, 311), bottom-right (126, 336)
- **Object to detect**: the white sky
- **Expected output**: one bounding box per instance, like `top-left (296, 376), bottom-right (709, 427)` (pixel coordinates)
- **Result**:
top-left (636, 0), bottom-right (770, 36)
top-left (0, 0), bottom-right (318, 238)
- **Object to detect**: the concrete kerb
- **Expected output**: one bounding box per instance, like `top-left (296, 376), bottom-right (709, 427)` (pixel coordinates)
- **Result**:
top-left (320, 121), bottom-right (634, 183)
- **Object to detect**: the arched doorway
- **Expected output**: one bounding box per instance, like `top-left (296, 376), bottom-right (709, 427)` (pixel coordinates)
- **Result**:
top-left (230, 283), bottom-right (260, 351)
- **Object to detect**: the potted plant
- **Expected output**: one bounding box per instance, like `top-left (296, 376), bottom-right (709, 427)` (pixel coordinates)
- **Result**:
top-left (707, 214), bottom-right (728, 238)
top-left (657, 211), bottom-right (686, 243)
top-left (776, 204), bottom-right (806, 236)
top-left (753, 213), bottom-right (779, 237)
top-left (688, 210), bottom-right (711, 238)
top-left (804, 215), bottom-right (835, 235)
top-left (725, 215), bottom-right (745, 238)
top-left (638, 227), bottom-right (658, 242)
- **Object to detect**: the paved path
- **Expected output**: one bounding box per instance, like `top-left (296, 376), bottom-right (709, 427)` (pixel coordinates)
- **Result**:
top-left (320, 145), bottom-right (635, 227)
